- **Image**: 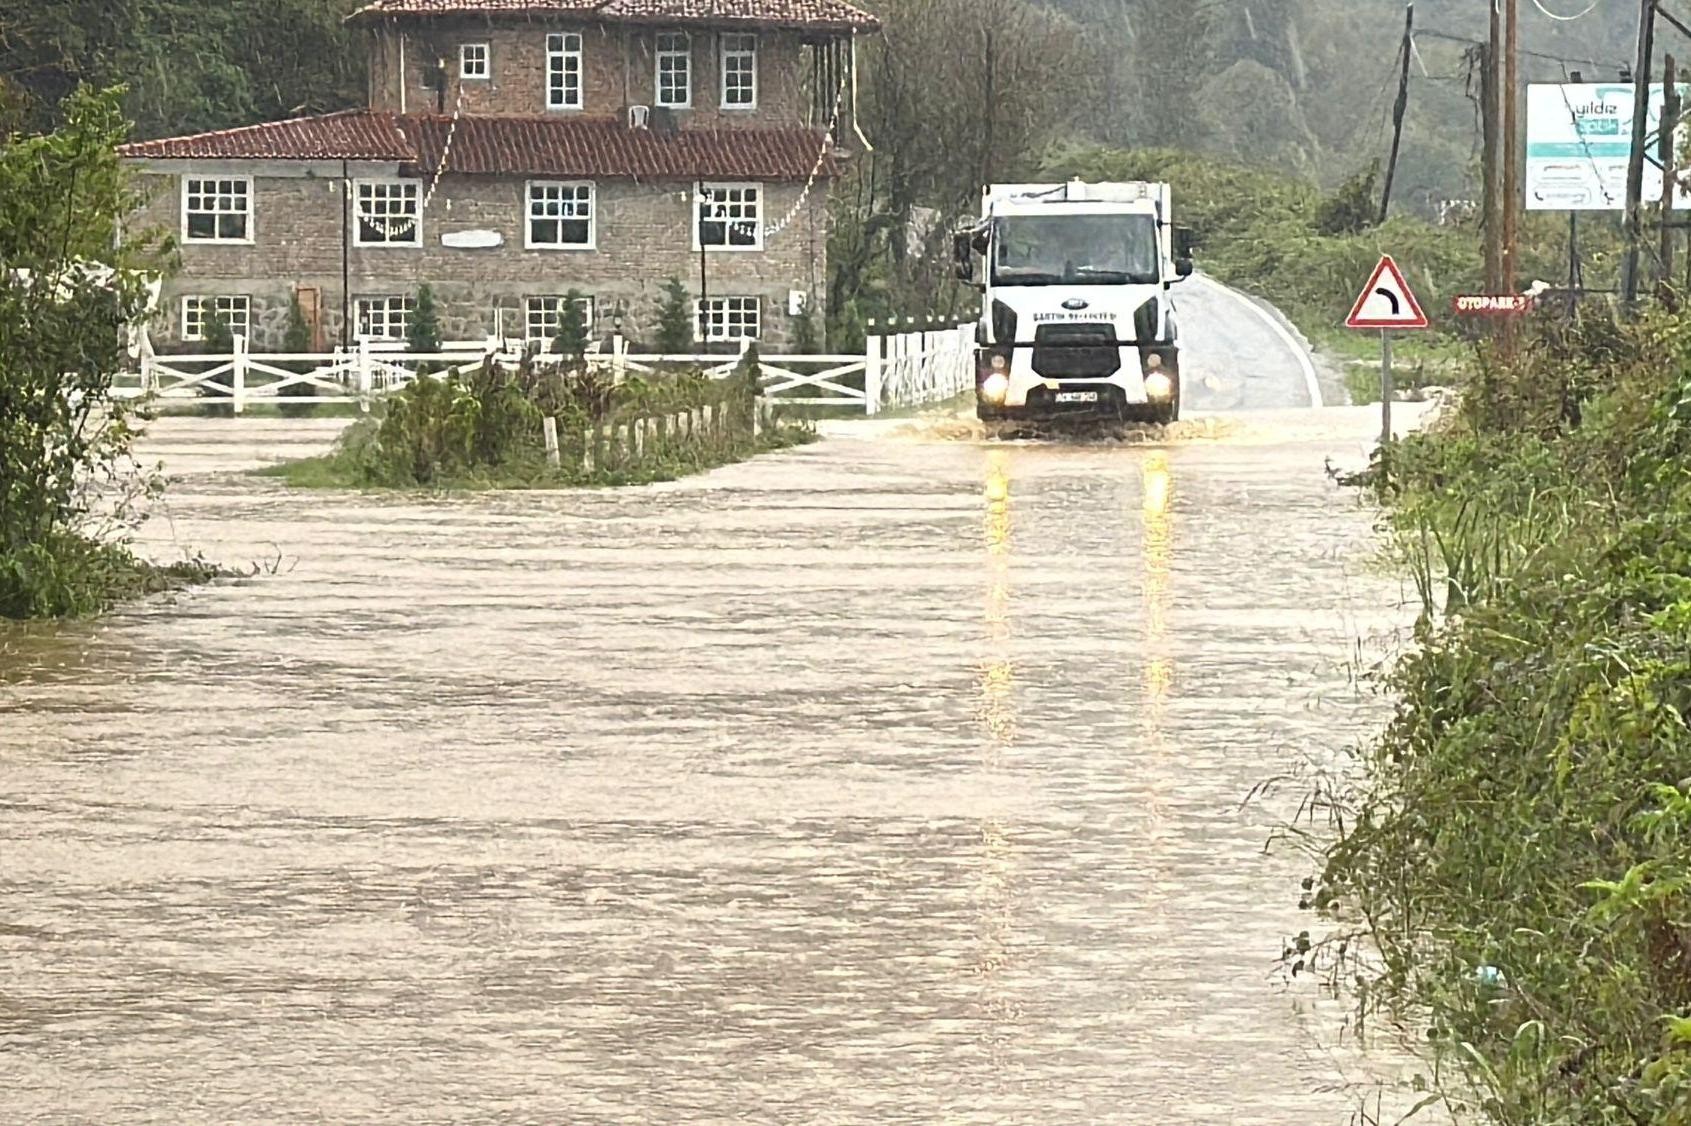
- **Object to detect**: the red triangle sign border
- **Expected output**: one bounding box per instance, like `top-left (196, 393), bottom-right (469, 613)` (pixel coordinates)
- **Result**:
top-left (1346, 254), bottom-right (1430, 330)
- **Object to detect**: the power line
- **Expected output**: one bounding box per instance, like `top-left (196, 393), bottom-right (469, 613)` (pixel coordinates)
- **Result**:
top-left (1416, 27), bottom-right (1627, 71)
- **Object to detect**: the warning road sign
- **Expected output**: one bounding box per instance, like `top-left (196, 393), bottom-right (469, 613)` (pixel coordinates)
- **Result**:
top-left (1346, 255), bottom-right (1430, 330)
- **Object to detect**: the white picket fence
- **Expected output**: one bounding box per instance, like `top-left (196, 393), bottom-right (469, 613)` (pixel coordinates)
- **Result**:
top-left (115, 323), bottom-right (974, 417)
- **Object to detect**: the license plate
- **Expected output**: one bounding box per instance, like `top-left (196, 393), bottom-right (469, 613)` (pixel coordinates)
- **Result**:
top-left (1054, 391), bottom-right (1098, 404)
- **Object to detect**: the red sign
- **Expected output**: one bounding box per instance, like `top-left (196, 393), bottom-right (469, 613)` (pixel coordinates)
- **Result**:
top-left (1452, 294), bottom-right (1534, 316)
top-left (1346, 255), bottom-right (1430, 330)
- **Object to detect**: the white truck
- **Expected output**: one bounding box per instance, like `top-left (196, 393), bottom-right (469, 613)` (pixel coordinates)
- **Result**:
top-left (953, 180), bottom-right (1194, 424)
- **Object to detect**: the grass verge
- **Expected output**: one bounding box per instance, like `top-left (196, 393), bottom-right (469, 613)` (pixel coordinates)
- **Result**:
top-left (1309, 311), bottom-right (1691, 1124)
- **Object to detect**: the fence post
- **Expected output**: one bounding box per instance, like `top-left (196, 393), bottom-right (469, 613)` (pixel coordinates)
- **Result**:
top-left (864, 328), bottom-right (883, 416)
top-left (356, 338), bottom-right (373, 407)
top-left (612, 333), bottom-right (627, 386)
top-left (543, 416), bottom-right (561, 469)
top-left (231, 332), bottom-right (248, 415)
top-left (140, 353), bottom-right (156, 396)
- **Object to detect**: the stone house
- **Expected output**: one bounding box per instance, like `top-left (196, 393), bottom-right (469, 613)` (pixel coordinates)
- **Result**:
top-left (118, 0), bottom-right (878, 352)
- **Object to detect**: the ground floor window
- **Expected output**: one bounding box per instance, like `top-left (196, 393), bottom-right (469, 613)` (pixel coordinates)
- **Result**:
top-left (525, 295), bottom-right (596, 344)
top-left (182, 295), bottom-right (251, 343)
top-left (356, 296), bottom-right (416, 342)
top-left (696, 296), bottom-right (760, 342)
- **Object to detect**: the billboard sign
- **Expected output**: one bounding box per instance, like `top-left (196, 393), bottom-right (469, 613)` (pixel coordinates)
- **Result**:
top-left (1526, 83), bottom-right (1691, 211)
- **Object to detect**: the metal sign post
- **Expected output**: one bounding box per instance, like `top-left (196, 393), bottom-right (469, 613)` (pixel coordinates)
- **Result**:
top-left (1346, 254), bottom-right (1429, 480)
top-left (1380, 330), bottom-right (1393, 452)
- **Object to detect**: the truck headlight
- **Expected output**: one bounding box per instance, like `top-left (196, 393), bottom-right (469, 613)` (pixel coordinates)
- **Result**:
top-left (1145, 370), bottom-right (1174, 401)
top-left (980, 372), bottom-right (1010, 403)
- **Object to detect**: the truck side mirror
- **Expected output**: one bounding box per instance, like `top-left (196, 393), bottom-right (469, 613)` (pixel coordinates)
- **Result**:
top-left (1175, 226), bottom-right (1195, 259)
top-left (952, 231), bottom-right (974, 283)
top-left (1175, 258), bottom-right (1194, 279)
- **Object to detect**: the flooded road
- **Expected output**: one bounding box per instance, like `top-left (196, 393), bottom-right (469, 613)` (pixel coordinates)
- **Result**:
top-left (1, 411), bottom-right (1436, 1124)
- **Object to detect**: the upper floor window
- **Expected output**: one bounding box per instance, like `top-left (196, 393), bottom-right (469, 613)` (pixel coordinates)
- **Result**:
top-left (183, 176), bottom-right (252, 243)
top-left (353, 180), bottom-right (422, 247)
top-left (721, 33), bottom-right (757, 108)
top-left (526, 181), bottom-right (595, 249)
top-left (182, 295), bottom-right (251, 342)
top-left (461, 43), bottom-right (490, 80)
top-left (656, 32), bottom-right (691, 108)
top-left (548, 33), bottom-right (583, 110)
top-left (696, 183), bottom-right (762, 251)
top-left (356, 296), bottom-right (416, 343)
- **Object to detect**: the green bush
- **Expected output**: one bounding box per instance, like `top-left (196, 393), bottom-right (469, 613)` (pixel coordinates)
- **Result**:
top-left (1319, 311), bottom-right (1691, 1124)
top-left (655, 277), bottom-right (693, 354)
top-left (408, 283), bottom-right (442, 354)
top-left (278, 292), bottom-right (316, 418)
top-left (0, 86), bottom-right (198, 619)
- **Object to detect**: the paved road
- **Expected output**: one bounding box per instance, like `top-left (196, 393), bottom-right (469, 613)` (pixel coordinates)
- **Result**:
top-left (0, 407), bottom-right (1441, 1124)
top-left (1179, 276), bottom-right (1330, 411)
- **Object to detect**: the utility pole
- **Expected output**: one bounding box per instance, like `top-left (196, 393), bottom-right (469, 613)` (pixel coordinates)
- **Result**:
top-left (1482, 20), bottom-right (1503, 293)
top-left (1623, 0), bottom-right (1658, 309)
top-left (1502, 0), bottom-right (1521, 294)
top-left (1379, 4), bottom-right (1416, 224)
top-left (1660, 53), bottom-right (1681, 305)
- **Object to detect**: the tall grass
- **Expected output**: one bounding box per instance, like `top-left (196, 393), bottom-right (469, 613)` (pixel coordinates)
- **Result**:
top-left (1317, 311), bottom-right (1691, 1123)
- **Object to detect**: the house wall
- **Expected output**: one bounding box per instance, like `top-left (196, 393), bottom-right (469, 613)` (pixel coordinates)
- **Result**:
top-left (367, 22), bottom-right (811, 127)
top-left (132, 170), bottom-right (829, 350)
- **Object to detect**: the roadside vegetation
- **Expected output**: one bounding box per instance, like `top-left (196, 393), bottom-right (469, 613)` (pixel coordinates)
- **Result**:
top-left (0, 88), bottom-right (215, 620)
top-left (1304, 311), bottom-right (1691, 1123)
top-left (260, 348), bottom-right (813, 490)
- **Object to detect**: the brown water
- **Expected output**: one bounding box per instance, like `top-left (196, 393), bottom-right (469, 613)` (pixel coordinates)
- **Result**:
top-left (1, 413), bottom-right (1439, 1124)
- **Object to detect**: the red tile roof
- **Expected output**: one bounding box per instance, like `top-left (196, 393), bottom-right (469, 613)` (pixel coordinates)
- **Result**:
top-left (118, 111), bottom-right (840, 180)
top-left (116, 110), bottom-right (415, 162)
top-left (345, 0), bottom-right (879, 31)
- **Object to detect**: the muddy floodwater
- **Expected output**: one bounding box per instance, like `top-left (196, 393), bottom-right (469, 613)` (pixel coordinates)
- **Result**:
top-left (2, 411), bottom-right (1441, 1124)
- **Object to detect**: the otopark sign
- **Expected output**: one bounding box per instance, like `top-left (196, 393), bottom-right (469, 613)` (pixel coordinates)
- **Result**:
top-left (1526, 82), bottom-right (1691, 211)
top-left (1452, 294), bottom-right (1534, 317)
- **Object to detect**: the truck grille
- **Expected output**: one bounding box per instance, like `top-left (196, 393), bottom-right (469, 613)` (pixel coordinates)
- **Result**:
top-left (1032, 322), bottom-right (1122, 379)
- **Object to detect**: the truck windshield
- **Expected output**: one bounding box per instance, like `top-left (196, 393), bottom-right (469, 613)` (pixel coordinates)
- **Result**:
top-left (991, 214), bottom-right (1160, 287)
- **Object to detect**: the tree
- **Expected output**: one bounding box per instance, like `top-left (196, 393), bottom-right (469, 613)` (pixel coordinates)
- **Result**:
top-left (2, 0), bottom-right (366, 139)
top-left (551, 290), bottom-right (590, 359)
top-left (278, 292), bottom-right (316, 417)
top-left (0, 86), bottom-right (171, 617)
top-left (655, 277), bottom-right (693, 354)
top-left (408, 283), bottom-right (441, 354)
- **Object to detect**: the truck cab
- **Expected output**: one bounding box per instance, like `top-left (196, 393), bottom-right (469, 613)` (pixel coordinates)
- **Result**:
top-left (954, 180), bottom-right (1194, 424)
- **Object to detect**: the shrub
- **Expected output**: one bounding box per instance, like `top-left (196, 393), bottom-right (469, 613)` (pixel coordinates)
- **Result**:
top-left (278, 292), bottom-right (316, 418)
top-left (551, 289), bottom-right (590, 360)
top-left (655, 277), bottom-right (693, 354)
top-left (408, 283), bottom-right (442, 354)
top-left (1317, 311), bottom-right (1691, 1124)
top-left (0, 86), bottom-right (183, 618)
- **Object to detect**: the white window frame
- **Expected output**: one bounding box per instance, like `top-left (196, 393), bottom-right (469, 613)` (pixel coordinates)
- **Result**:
top-left (695, 296), bottom-right (760, 343)
top-left (525, 295), bottom-right (597, 344)
top-left (352, 178), bottom-right (423, 248)
top-left (547, 32), bottom-right (584, 110)
top-left (181, 176), bottom-right (253, 244)
top-left (720, 33), bottom-right (758, 109)
top-left (460, 43), bottom-right (490, 80)
top-left (655, 32), bottom-right (692, 109)
top-left (524, 180), bottom-right (596, 250)
top-left (181, 295), bottom-right (252, 343)
top-left (355, 296), bottom-right (417, 343)
top-left (695, 182), bottom-right (763, 251)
